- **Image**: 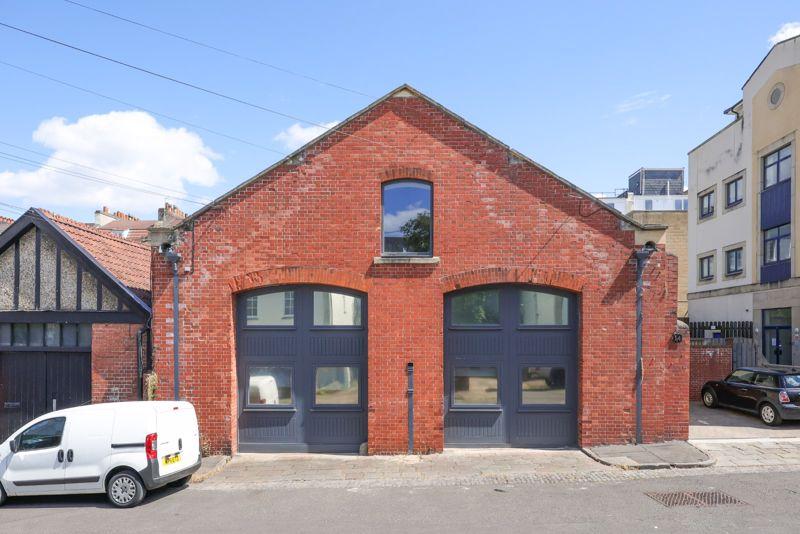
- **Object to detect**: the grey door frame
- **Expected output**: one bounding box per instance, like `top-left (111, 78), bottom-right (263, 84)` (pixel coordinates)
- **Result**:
top-left (236, 284), bottom-right (368, 453)
top-left (443, 284), bottom-right (578, 448)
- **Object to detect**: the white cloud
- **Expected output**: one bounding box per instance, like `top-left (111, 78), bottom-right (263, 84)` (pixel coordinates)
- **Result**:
top-left (0, 111), bottom-right (221, 217)
top-left (614, 91), bottom-right (671, 114)
top-left (274, 121), bottom-right (339, 150)
top-left (383, 203), bottom-right (428, 235)
top-left (769, 22), bottom-right (800, 46)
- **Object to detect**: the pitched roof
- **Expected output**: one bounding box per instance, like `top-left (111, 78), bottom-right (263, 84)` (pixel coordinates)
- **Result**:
top-left (182, 84), bottom-right (662, 231)
top-left (40, 209), bottom-right (151, 293)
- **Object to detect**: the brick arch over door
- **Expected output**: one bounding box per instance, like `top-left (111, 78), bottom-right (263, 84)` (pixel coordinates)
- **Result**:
top-left (229, 267), bottom-right (371, 295)
top-left (440, 267), bottom-right (588, 294)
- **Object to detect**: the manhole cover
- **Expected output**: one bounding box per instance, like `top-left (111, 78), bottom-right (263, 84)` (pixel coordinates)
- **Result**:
top-left (645, 491), bottom-right (745, 508)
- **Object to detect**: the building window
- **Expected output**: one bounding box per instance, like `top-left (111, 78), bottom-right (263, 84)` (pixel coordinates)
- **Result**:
top-left (247, 366), bottom-right (293, 407)
top-left (699, 191), bottom-right (714, 219)
top-left (764, 223), bottom-right (791, 264)
top-left (644, 199), bottom-right (653, 211)
top-left (726, 177), bottom-right (743, 207)
top-left (382, 180), bottom-right (432, 256)
top-left (451, 289), bottom-right (500, 326)
top-left (246, 297), bottom-right (258, 320)
top-left (245, 291), bottom-right (295, 326)
top-left (764, 145), bottom-right (792, 189)
top-left (313, 290), bottom-right (361, 327)
top-left (283, 291), bottom-right (294, 318)
top-left (725, 248), bottom-right (743, 276)
top-left (521, 367), bottom-right (566, 405)
top-left (699, 255), bottom-right (714, 281)
top-left (315, 366), bottom-right (360, 405)
top-left (674, 199), bottom-right (687, 211)
top-left (454, 367), bottom-right (499, 406)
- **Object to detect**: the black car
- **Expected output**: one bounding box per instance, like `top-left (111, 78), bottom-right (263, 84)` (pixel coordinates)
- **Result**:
top-left (702, 367), bottom-right (800, 426)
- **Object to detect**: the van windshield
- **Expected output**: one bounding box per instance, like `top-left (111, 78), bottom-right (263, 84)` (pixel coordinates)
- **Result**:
top-left (783, 375), bottom-right (800, 388)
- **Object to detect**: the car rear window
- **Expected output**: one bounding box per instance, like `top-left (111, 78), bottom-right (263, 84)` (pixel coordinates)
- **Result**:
top-left (783, 375), bottom-right (800, 388)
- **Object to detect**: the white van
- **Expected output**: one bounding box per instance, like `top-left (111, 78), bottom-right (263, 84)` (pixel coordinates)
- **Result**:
top-left (0, 401), bottom-right (201, 508)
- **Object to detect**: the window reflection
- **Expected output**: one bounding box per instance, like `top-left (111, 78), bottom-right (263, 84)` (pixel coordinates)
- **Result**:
top-left (519, 291), bottom-right (569, 325)
top-left (521, 367), bottom-right (566, 405)
top-left (315, 366), bottom-right (360, 405)
top-left (248, 367), bottom-right (293, 406)
top-left (454, 367), bottom-right (498, 405)
top-left (245, 291), bottom-right (295, 326)
top-left (314, 291), bottom-right (362, 326)
top-left (452, 290), bottom-right (500, 325)
top-left (382, 181), bottom-right (432, 255)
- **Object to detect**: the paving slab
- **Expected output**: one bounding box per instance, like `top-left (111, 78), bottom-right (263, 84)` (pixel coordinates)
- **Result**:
top-left (691, 402), bottom-right (800, 439)
top-left (583, 441), bottom-right (713, 469)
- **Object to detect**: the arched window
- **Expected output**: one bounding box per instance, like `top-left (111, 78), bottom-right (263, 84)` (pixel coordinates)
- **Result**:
top-left (381, 180), bottom-right (432, 256)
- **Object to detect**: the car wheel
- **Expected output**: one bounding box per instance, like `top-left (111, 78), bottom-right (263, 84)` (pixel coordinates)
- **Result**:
top-left (760, 403), bottom-right (783, 426)
top-left (168, 475), bottom-right (193, 488)
top-left (0, 482), bottom-right (6, 506)
top-left (702, 389), bottom-right (718, 408)
top-left (107, 470), bottom-right (147, 508)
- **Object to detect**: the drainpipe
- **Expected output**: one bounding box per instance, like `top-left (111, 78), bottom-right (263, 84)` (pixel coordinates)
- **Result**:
top-left (164, 249), bottom-right (182, 400)
top-left (635, 243), bottom-right (656, 444)
top-left (407, 362), bottom-right (414, 454)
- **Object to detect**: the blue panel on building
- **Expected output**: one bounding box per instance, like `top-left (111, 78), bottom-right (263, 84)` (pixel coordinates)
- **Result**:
top-left (761, 180), bottom-right (791, 229)
top-left (761, 260), bottom-right (791, 284)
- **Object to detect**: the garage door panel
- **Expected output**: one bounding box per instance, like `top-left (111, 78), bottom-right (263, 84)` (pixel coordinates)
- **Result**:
top-left (305, 412), bottom-right (366, 443)
top-left (444, 412), bottom-right (505, 444)
top-left (239, 411), bottom-right (299, 443)
top-left (512, 412), bottom-right (576, 446)
top-left (445, 333), bottom-right (505, 357)
top-left (308, 335), bottom-right (364, 358)
top-left (514, 332), bottom-right (574, 356)
top-left (238, 334), bottom-right (298, 358)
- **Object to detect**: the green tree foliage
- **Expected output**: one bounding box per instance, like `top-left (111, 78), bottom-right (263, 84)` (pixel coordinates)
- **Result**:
top-left (401, 211), bottom-right (431, 252)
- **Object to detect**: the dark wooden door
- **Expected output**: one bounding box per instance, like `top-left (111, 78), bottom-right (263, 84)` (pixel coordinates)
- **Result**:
top-left (444, 285), bottom-right (578, 448)
top-left (0, 351), bottom-right (91, 441)
top-left (237, 286), bottom-right (367, 452)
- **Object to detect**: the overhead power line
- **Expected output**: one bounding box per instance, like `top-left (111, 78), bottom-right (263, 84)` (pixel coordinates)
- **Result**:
top-left (0, 140), bottom-right (211, 202)
top-left (0, 60), bottom-right (287, 156)
top-left (63, 0), bottom-right (373, 99)
top-left (0, 22), bottom-right (386, 149)
top-left (0, 151), bottom-right (208, 205)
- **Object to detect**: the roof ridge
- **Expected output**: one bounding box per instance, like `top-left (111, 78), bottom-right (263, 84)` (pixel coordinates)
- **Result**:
top-left (37, 208), bottom-right (150, 250)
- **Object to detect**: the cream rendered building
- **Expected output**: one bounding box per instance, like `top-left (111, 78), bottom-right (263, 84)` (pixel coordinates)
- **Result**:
top-left (688, 35), bottom-right (800, 365)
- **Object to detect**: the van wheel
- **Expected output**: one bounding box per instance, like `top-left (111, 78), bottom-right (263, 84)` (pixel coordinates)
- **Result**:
top-left (760, 403), bottom-right (783, 427)
top-left (0, 483), bottom-right (6, 506)
top-left (168, 475), bottom-right (193, 488)
top-left (107, 470), bottom-right (146, 508)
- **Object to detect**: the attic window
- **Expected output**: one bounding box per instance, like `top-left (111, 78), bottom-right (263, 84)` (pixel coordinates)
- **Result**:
top-left (381, 180), bottom-right (432, 256)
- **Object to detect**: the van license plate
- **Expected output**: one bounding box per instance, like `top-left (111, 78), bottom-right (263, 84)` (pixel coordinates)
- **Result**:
top-left (163, 453), bottom-right (181, 465)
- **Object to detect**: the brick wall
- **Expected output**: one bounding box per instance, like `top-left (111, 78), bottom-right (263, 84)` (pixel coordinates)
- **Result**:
top-left (690, 340), bottom-right (732, 400)
top-left (150, 90), bottom-right (688, 454)
top-left (92, 323), bottom-right (142, 403)
top-left (629, 210), bottom-right (688, 318)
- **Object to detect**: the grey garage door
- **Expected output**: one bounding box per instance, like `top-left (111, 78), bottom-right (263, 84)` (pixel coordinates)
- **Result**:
top-left (237, 286), bottom-right (367, 452)
top-left (444, 285), bottom-right (578, 447)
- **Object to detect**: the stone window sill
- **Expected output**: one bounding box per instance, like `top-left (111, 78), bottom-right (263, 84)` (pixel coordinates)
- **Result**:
top-left (373, 256), bottom-right (441, 265)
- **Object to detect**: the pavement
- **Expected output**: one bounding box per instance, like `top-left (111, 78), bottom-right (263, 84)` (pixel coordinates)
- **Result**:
top-left (583, 441), bottom-right (713, 469)
top-left (191, 455), bottom-right (230, 483)
top-left (690, 401), bottom-right (800, 439)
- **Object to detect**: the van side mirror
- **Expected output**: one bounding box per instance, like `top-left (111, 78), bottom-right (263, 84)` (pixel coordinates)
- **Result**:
top-left (9, 437), bottom-right (19, 453)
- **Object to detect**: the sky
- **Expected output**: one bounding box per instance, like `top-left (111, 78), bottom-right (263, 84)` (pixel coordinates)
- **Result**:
top-left (0, 0), bottom-right (799, 221)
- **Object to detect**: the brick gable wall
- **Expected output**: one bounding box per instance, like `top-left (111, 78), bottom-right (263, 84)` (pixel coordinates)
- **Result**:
top-left (150, 93), bottom-right (688, 454)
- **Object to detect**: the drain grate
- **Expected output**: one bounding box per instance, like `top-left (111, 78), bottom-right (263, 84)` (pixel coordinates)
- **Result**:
top-left (645, 490), bottom-right (745, 508)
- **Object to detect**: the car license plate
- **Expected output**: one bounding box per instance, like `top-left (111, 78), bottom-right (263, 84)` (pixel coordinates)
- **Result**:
top-left (162, 453), bottom-right (181, 465)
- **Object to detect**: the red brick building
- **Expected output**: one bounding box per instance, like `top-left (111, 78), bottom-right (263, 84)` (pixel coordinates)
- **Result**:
top-left (150, 85), bottom-right (688, 454)
top-left (0, 209), bottom-right (150, 440)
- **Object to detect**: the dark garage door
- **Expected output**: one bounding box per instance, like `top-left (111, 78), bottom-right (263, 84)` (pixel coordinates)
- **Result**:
top-left (0, 351), bottom-right (91, 441)
top-left (237, 286), bottom-right (367, 452)
top-left (444, 285), bottom-right (578, 447)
